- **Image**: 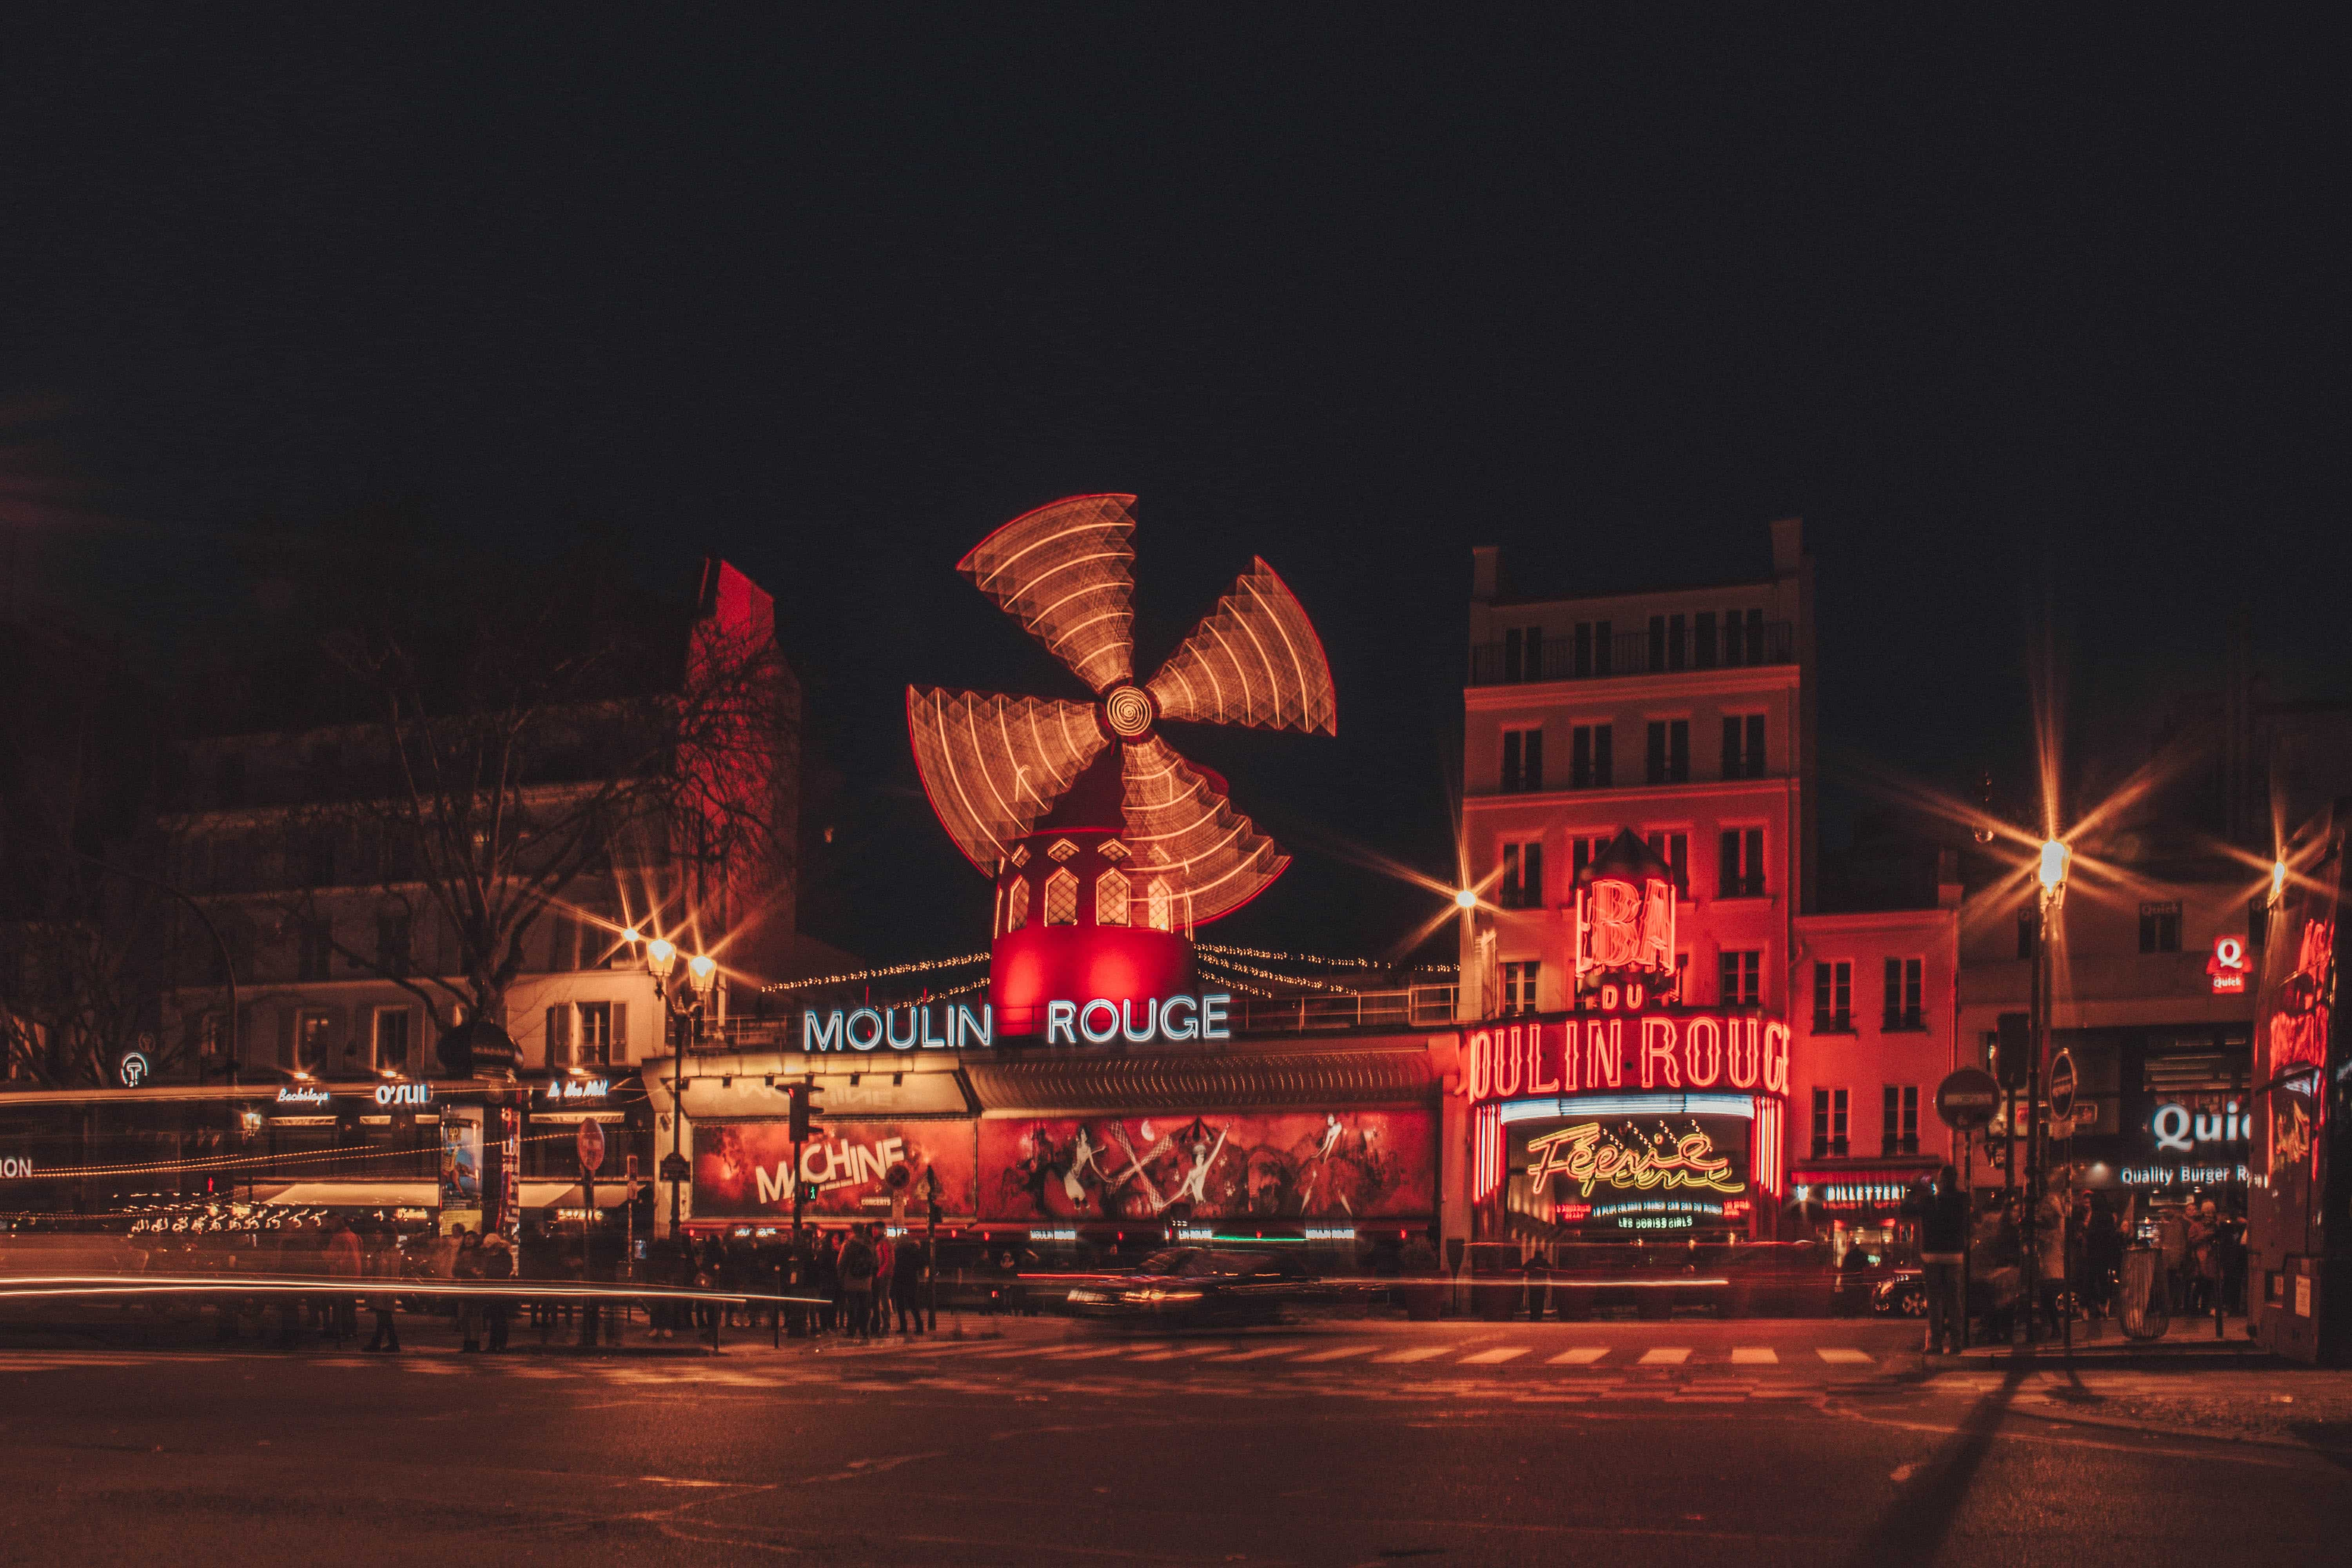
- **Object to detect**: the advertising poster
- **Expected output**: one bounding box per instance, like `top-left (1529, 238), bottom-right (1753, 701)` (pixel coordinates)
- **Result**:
top-left (693, 1121), bottom-right (977, 1220)
top-left (439, 1104), bottom-right (483, 1230)
top-left (979, 1109), bottom-right (1437, 1223)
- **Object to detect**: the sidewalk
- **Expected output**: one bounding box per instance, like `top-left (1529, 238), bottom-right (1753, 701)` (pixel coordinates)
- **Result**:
top-left (1948, 1312), bottom-right (2272, 1367)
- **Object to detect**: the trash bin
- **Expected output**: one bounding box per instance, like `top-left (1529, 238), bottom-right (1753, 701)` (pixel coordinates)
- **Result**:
top-left (2119, 1244), bottom-right (2170, 1341)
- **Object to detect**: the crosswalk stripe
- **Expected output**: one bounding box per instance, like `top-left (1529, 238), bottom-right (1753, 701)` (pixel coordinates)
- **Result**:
top-left (1370, 1346), bottom-right (1455, 1364)
top-left (1458, 1346), bottom-right (1532, 1365)
top-left (1290, 1344), bottom-right (1379, 1363)
top-left (1204, 1345), bottom-right (1300, 1362)
top-left (1816, 1348), bottom-right (1873, 1365)
top-left (1546, 1346), bottom-right (1610, 1366)
top-left (1046, 1343), bottom-right (1163, 1361)
top-left (1637, 1347), bottom-right (1691, 1365)
top-left (1731, 1347), bottom-right (1779, 1365)
top-left (969, 1343), bottom-right (1069, 1359)
top-left (1130, 1345), bottom-right (1224, 1362)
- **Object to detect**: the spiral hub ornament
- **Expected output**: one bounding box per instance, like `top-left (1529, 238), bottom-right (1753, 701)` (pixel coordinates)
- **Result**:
top-left (1103, 684), bottom-right (1155, 739)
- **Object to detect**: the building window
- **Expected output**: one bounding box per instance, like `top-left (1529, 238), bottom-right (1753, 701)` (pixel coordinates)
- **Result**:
top-left (1724, 608), bottom-right (1765, 666)
top-left (1720, 714), bottom-right (1766, 779)
top-left (1098, 839), bottom-right (1128, 862)
top-left (1501, 961), bottom-right (1539, 1016)
top-left (1811, 1087), bottom-right (1849, 1159)
top-left (2138, 901), bottom-right (2181, 953)
top-left (1096, 868), bottom-right (1130, 926)
top-left (1883, 957), bottom-right (1924, 1029)
top-left (1047, 838), bottom-right (1079, 862)
top-left (294, 1009), bottom-right (335, 1071)
top-left (1645, 720), bottom-right (1690, 784)
top-left (1644, 831), bottom-right (1688, 890)
top-left (1568, 835), bottom-right (1610, 885)
top-left (1720, 948), bottom-right (1761, 1006)
top-left (1717, 828), bottom-right (1765, 898)
top-left (1499, 840), bottom-right (1544, 909)
top-left (1502, 727), bottom-right (1544, 793)
top-left (1882, 1085), bottom-right (1920, 1156)
top-left (1004, 877), bottom-right (1030, 932)
top-left (1570, 724), bottom-right (1612, 788)
top-left (578, 1001), bottom-right (617, 1067)
top-left (1648, 615), bottom-right (1688, 673)
top-left (1572, 620), bottom-right (1615, 677)
top-left (1043, 868), bottom-right (1078, 926)
top-left (1695, 611), bottom-right (1717, 668)
top-left (1812, 960), bottom-right (1853, 1032)
top-left (376, 911), bottom-right (412, 977)
top-left (1503, 625), bottom-right (1545, 682)
top-left (194, 1009), bottom-right (230, 1063)
top-left (297, 918), bottom-right (334, 982)
top-left (1146, 878), bottom-right (1173, 932)
top-left (372, 1007), bottom-right (412, 1073)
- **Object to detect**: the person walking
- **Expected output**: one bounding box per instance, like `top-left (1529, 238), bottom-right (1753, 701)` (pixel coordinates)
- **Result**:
top-left (891, 1235), bottom-right (927, 1336)
top-left (1906, 1166), bottom-right (1969, 1354)
top-left (814, 1232), bottom-right (841, 1336)
top-left (363, 1229), bottom-right (403, 1353)
top-left (2186, 1201), bottom-right (2218, 1316)
top-left (2157, 1203), bottom-right (2189, 1313)
top-left (323, 1217), bottom-right (364, 1347)
top-left (838, 1225), bottom-right (878, 1341)
top-left (453, 1230), bottom-right (485, 1352)
top-left (2035, 1184), bottom-right (2070, 1338)
top-left (481, 1233), bottom-right (515, 1352)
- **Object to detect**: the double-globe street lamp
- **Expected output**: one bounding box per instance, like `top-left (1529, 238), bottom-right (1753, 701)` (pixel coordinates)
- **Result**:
top-left (645, 936), bottom-right (718, 1239)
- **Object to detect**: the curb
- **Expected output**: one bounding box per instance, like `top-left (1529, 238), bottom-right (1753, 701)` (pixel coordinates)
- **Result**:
top-left (2000, 1397), bottom-right (2352, 1458)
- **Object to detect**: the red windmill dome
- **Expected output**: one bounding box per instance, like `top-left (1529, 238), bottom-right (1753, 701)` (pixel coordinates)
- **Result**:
top-left (907, 494), bottom-right (1338, 1036)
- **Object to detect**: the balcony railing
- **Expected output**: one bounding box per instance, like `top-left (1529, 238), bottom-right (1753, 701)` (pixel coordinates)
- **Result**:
top-left (1470, 621), bottom-right (1791, 686)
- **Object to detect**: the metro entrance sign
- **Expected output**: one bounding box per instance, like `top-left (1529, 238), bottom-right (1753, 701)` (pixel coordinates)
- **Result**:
top-left (1935, 1067), bottom-right (2002, 1131)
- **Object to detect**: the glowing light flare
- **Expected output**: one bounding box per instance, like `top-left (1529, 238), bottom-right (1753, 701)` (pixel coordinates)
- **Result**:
top-left (2037, 838), bottom-right (2071, 893)
top-left (955, 494), bottom-right (1139, 693)
top-left (687, 953), bottom-right (719, 995)
top-left (2272, 858), bottom-right (2288, 903)
top-left (646, 936), bottom-right (678, 979)
top-left (1455, 887), bottom-right (1478, 910)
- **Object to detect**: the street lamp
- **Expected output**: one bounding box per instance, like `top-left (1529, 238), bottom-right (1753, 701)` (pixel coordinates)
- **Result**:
top-left (2024, 837), bottom-right (2070, 1342)
top-left (650, 939), bottom-right (719, 1241)
top-left (1453, 887), bottom-right (1477, 910)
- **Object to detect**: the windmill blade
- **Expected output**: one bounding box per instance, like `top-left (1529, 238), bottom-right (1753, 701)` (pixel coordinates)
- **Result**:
top-left (956, 494), bottom-right (1138, 694)
top-left (1144, 558), bottom-right (1336, 735)
top-left (1119, 735), bottom-right (1289, 927)
top-left (906, 688), bottom-right (1109, 871)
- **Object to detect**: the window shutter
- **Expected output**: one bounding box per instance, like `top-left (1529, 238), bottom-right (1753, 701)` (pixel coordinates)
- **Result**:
top-left (546, 1005), bottom-right (567, 1069)
top-left (611, 1002), bottom-right (628, 1058)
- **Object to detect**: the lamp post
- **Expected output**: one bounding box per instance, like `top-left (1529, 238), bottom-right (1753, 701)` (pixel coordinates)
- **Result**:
top-left (648, 939), bottom-right (719, 1240)
top-left (2023, 837), bottom-right (2070, 1341)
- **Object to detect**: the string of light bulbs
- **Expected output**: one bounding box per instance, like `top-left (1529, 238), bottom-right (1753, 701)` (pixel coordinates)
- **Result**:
top-left (760, 951), bottom-right (989, 994)
top-left (1196, 953), bottom-right (1358, 994)
top-left (1195, 941), bottom-right (1457, 974)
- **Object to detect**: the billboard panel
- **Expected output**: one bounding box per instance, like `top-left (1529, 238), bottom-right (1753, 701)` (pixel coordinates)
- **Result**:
top-left (979, 1108), bottom-right (1436, 1223)
top-left (693, 1121), bottom-right (976, 1220)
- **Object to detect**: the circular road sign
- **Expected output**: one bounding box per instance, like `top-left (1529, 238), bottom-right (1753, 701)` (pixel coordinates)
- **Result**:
top-left (576, 1117), bottom-right (606, 1175)
top-left (2047, 1050), bottom-right (2079, 1123)
top-left (1935, 1067), bottom-right (2003, 1131)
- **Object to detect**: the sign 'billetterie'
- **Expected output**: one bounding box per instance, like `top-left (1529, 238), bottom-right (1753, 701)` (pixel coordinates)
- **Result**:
top-left (802, 993), bottom-right (1235, 1052)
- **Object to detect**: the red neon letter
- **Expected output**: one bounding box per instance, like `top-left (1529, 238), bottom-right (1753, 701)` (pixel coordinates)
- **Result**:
top-left (1683, 1014), bottom-right (1722, 1087)
top-left (1529, 1022), bottom-right (1560, 1094)
top-left (1762, 1022), bottom-right (1791, 1095)
top-left (1586, 1019), bottom-right (1622, 1089)
top-left (1466, 1030), bottom-right (1491, 1101)
top-left (1495, 1024), bottom-right (1524, 1098)
top-left (1641, 1016), bottom-right (1680, 1089)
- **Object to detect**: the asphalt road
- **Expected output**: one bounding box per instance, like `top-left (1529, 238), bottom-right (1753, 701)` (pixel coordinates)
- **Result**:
top-left (2, 1317), bottom-right (2346, 1566)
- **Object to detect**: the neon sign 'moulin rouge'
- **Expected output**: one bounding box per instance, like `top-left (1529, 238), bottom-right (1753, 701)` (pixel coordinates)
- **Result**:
top-left (801, 993), bottom-right (1235, 1052)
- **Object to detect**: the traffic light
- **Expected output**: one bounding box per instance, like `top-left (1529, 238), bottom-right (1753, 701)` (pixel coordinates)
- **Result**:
top-left (1993, 1011), bottom-right (2031, 1090)
top-left (789, 1083), bottom-right (823, 1142)
top-left (798, 1180), bottom-right (821, 1203)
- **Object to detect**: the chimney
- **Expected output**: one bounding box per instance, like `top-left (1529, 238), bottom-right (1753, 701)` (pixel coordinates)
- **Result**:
top-left (1936, 848), bottom-right (1962, 910)
top-left (1471, 545), bottom-right (1500, 602)
top-left (1769, 517), bottom-right (1804, 577)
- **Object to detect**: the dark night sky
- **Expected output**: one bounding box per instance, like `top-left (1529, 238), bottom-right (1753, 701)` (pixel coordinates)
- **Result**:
top-left (2, 11), bottom-right (2342, 970)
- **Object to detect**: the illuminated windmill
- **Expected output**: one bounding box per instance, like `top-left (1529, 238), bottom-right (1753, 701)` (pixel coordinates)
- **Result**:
top-left (908, 494), bottom-right (1338, 1035)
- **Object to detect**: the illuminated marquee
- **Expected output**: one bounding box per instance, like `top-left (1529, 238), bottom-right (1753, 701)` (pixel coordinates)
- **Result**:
top-left (1044, 993), bottom-right (1231, 1045)
top-left (805, 1002), bottom-right (994, 1053)
top-left (1523, 1120), bottom-right (1745, 1199)
top-left (1459, 1014), bottom-right (1789, 1101)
